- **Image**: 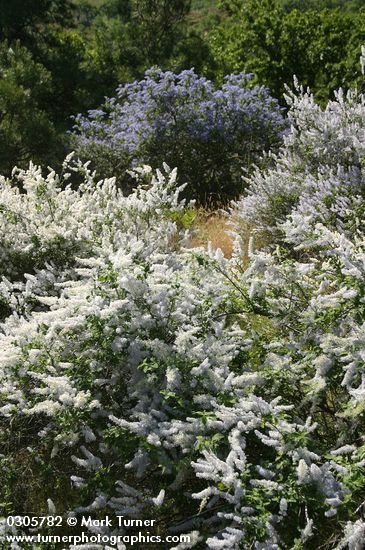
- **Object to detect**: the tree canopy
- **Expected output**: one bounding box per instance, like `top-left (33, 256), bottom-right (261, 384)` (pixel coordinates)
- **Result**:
top-left (210, 0), bottom-right (365, 101)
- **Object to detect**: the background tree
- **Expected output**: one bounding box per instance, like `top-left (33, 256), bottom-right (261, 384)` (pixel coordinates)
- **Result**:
top-left (131, 0), bottom-right (191, 64)
top-left (81, 0), bottom-right (209, 102)
top-left (0, 0), bottom-right (215, 175)
top-left (279, 0), bottom-right (365, 11)
top-left (210, 0), bottom-right (365, 101)
top-left (0, 42), bottom-right (64, 174)
top-left (0, 0), bottom-right (75, 42)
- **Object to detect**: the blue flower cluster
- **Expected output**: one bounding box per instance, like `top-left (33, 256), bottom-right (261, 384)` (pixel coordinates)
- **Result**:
top-left (74, 68), bottom-right (287, 203)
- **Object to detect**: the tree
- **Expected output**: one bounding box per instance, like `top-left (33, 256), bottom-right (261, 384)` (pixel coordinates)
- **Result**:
top-left (210, 0), bottom-right (365, 102)
top-left (80, 0), bottom-right (210, 102)
top-left (0, 0), bottom-right (75, 42)
top-left (279, 0), bottom-right (365, 11)
top-left (131, 0), bottom-right (191, 64)
top-left (0, 42), bottom-right (65, 175)
top-left (36, 29), bottom-right (90, 126)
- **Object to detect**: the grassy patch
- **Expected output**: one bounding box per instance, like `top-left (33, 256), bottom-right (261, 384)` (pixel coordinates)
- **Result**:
top-left (190, 210), bottom-right (234, 258)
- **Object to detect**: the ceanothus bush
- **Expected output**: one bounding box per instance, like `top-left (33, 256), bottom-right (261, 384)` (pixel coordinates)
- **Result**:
top-left (73, 68), bottom-right (286, 205)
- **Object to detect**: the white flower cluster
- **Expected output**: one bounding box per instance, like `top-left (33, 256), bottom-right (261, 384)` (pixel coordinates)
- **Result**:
top-left (195, 224), bottom-right (365, 547)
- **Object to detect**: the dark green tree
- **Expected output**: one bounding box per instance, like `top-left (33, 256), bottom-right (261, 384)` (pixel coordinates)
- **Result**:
top-left (0, 0), bottom-right (75, 42)
top-left (81, 0), bottom-right (208, 101)
top-left (131, 0), bottom-right (191, 64)
top-left (0, 42), bottom-right (66, 175)
top-left (36, 29), bottom-right (90, 126)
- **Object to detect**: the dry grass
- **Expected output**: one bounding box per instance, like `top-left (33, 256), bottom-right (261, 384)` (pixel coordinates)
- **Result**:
top-left (190, 209), bottom-right (234, 258)
top-left (190, 209), bottom-right (269, 265)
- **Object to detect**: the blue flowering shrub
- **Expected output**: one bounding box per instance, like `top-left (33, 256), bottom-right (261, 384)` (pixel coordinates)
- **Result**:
top-left (73, 68), bottom-right (286, 204)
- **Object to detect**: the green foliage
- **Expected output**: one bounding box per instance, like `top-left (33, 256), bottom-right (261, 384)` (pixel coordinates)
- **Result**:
top-left (0, 0), bottom-right (75, 42)
top-left (211, 0), bottom-right (365, 101)
top-left (279, 0), bottom-right (365, 11)
top-left (79, 0), bottom-right (210, 101)
top-left (0, 42), bottom-right (64, 174)
top-left (130, 0), bottom-right (191, 65)
top-left (37, 30), bottom-right (91, 127)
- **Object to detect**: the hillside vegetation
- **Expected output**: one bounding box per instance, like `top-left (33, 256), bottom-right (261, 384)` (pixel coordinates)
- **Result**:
top-left (1, 2), bottom-right (365, 549)
top-left (1, 0), bottom-right (365, 183)
top-left (1, 65), bottom-right (365, 546)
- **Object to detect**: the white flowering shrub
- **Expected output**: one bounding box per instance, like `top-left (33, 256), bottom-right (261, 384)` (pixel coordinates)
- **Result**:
top-left (196, 67), bottom-right (365, 548)
top-left (235, 80), bottom-right (365, 243)
top-left (188, 228), bottom-right (365, 548)
top-left (0, 159), bottom-right (247, 547)
top-left (0, 156), bottom-right (191, 320)
top-left (1, 74), bottom-right (365, 549)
